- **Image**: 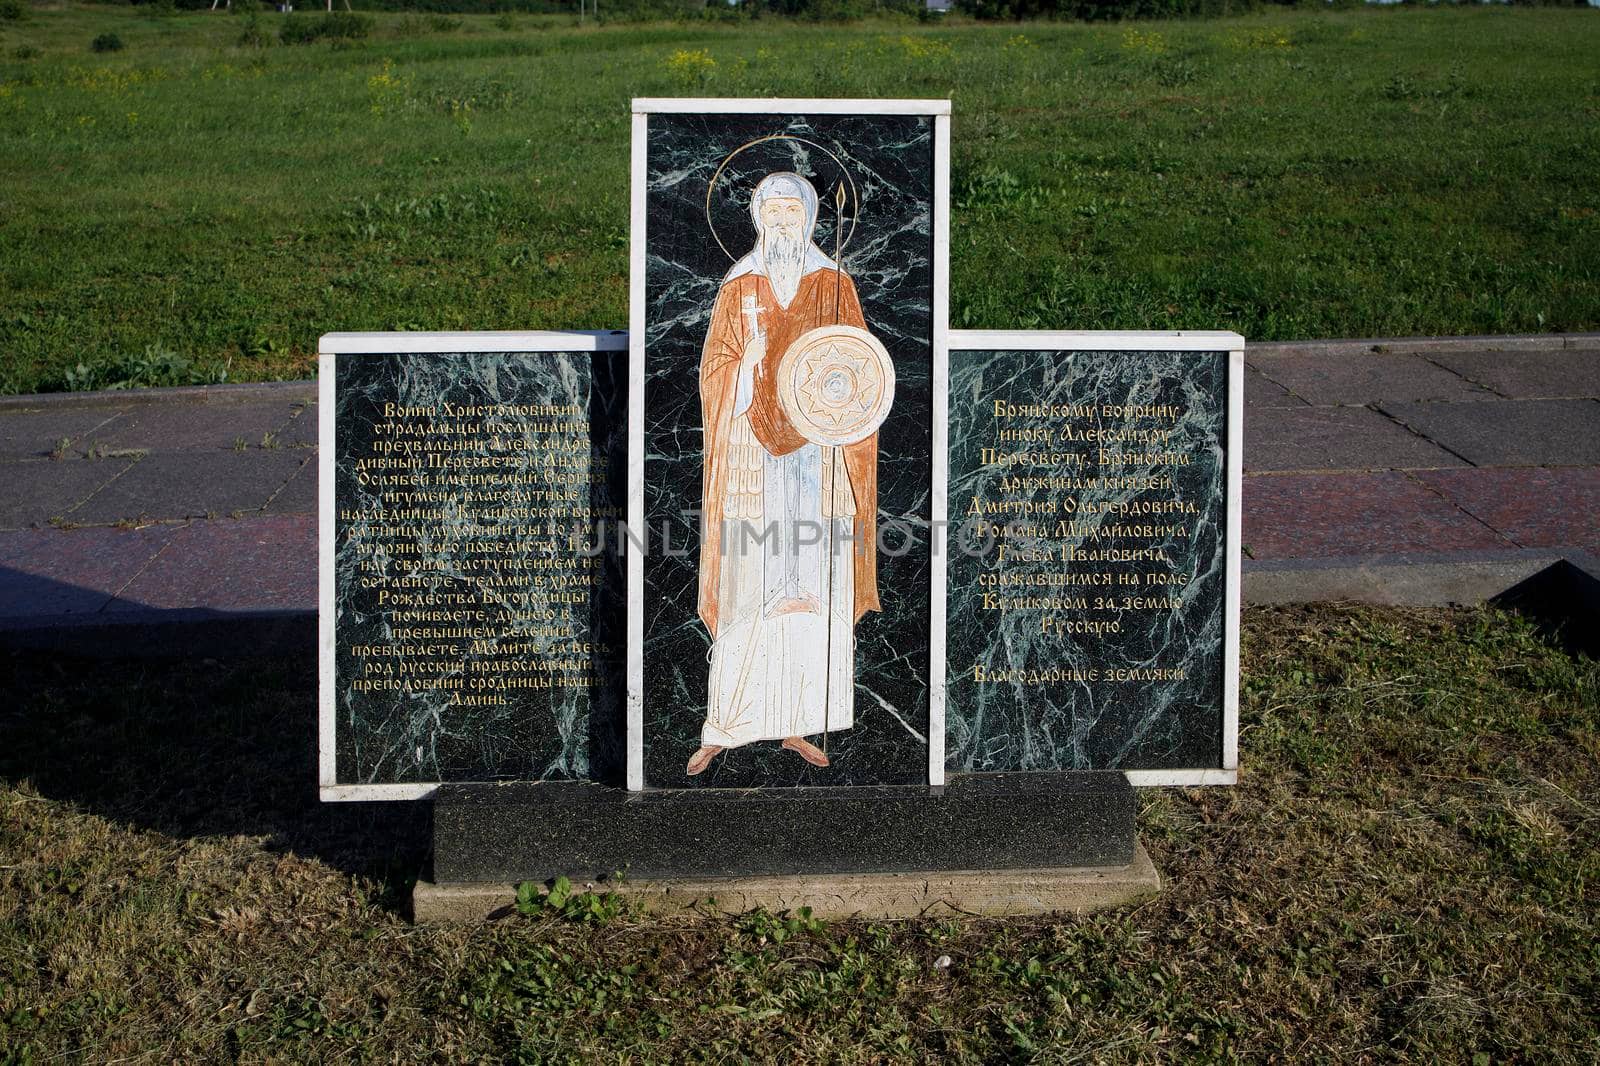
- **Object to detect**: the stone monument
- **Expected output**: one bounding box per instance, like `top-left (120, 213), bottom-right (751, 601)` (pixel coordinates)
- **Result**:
top-left (628, 98), bottom-right (948, 791)
top-left (316, 99), bottom-right (1244, 921)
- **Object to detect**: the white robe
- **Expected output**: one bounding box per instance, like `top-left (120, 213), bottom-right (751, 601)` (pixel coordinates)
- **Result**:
top-left (701, 272), bottom-right (856, 749)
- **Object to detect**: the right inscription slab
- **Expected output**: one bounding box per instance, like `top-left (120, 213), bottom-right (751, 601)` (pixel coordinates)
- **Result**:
top-left (943, 331), bottom-right (1243, 784)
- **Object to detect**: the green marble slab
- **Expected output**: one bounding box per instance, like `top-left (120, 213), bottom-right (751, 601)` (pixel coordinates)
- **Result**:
top-left (946, 347), bottom-right (1232, 773)
top-left (324, 345), bottom-right (625, 794)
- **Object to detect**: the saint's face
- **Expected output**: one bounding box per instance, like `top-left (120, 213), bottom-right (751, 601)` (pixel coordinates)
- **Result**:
top-left (757, 196), bottom-right (806, 243)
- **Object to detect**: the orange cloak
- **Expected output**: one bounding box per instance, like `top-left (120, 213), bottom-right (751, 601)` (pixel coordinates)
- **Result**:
top-left (697, 268), bottom-right (882, 638)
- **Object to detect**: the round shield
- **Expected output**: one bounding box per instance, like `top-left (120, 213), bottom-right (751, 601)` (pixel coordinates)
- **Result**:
top-left (776, 324), bottom-right (896, 447)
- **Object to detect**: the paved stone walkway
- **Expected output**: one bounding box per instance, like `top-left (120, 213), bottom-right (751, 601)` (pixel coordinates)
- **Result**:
top-left (1, 335), bottom-right (1596, 634)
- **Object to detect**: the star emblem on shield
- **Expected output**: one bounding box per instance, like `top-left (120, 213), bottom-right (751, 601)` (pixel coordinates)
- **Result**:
top-left (779, 326), bottom-right (896, 446)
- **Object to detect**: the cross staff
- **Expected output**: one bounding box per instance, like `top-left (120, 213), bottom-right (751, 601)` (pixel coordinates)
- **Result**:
top-left (833, 182), bottom-right (847, 326)
top-left (823, 180), bottom-right (848, 761)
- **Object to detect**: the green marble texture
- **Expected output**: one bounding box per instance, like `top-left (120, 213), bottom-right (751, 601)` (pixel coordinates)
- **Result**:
top-left (331, 349), bottom-right (625, 786)
top-left (946, 348), bottom-right (1229, 773)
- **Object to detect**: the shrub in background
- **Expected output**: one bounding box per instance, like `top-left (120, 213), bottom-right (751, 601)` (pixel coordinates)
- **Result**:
top-left (237, 12), bottom-right (271, 45)
top-left (761, 0), bottom-right (923, 20)
top-left (0, 0), bottom-right (28, 23)
top-left (58, 345), bottom-right (227, 392)
top-left (91, 31), bottom-right (125, 52)
top-left (280, 11), bottom-right (371, 44)
top-left (955, 0), bottom-right (1273, 17)
top-left (273, 0), bottom-right (541, 10)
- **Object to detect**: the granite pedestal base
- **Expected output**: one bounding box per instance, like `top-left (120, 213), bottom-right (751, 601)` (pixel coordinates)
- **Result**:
top-left (425, 772), bottom-right (1144, 918)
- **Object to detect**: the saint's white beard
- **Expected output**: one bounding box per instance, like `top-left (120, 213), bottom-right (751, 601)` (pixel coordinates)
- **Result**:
top-left (762, 228), bottom-right (806, 308)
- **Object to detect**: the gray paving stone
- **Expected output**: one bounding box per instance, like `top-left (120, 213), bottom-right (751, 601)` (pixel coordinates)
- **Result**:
top-left (85, 400), bottom-right (308, 453)
top-left (271, 403), bottom-right (318, 448)
top-left (1426, 350), bottom-right (1600, 399)
top-left (0, 407), bottom-right (126, 460)
top-left (262, 455), bottom-right (317, 515)
top-left (1244, 369), bottom-right (1306, 409)
top-left (1245, 405), bottom-right (1467, 473)
top-left (1379, 399), bottom-right (1600, 467)
top-left (0, 459), bottom-right (138, 530)
top-left (65, 450), bottom-right (311, 525)
top-left (107, 514), bottom-right (315, 612)
top-left (1249, 353), bottom-right (1491, 406)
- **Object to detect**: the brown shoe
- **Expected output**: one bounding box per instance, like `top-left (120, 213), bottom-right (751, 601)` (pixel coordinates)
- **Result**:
top-left (686, 745), bottom-right (724, 776)
top-left (782, 735), bottom-right (830, 768)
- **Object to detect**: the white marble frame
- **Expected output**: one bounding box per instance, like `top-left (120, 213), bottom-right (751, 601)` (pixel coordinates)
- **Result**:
top-left (941, 330), bottom-right (1245, 788)
top-left (628, 98), bottom-right (952, 792)
top-left (317, 330), bottom-right (628, 803)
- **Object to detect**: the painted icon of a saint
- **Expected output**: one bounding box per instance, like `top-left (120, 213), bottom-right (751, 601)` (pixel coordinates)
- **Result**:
top-left (686, 170), bottom-right (895, 777)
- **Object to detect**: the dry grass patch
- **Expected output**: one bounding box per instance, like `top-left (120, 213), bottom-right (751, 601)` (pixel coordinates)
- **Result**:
top-left (0, 604), bottom-right (1596, 1061)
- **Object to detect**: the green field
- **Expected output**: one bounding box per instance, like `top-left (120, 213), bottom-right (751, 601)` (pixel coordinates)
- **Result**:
top-left (2, 605), bottom-right (1596, 1060)
top-left (1, 5), bottom-right (1598, 394)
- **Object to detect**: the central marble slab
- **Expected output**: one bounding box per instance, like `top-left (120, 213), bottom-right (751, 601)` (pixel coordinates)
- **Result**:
top-left (628, 99), bottom-right (950, 790)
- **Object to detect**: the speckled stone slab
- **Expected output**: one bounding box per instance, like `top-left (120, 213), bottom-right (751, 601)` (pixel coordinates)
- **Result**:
top-left (945, 348), bottom-right (1230, 773)
top-left (1247, 352), bottom-right (1493, 406)
top-left (431, 772), bottom-right (1134, 883)
top-left (1378, 398), bottom-right (1600, 466)
top-left (1244, 404), bottom-right (1465, 473)
top-left (328, 349), bottom-right (625, 790)
top-left (1417, 467), bottom-right (1600, 556)
top-left (1243, 472), bottom-right (1516, 559)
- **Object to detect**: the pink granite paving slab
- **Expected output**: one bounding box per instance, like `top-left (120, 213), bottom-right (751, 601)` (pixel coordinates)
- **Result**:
top-left (0, 524), bottom-right (181, 618)
top-left (106, 513), bottom-right (315, 612)
top-left (1242, 472), bottom-right (1516, 560)
top-left (1426, 349), bottom-right (1600, 399)
top-left (1414, 467), bottom-right (1600, 555)
top-left (271, 404), bottom-right (318, 448)
top-left (1249, 353), bottom-right (1493, 406)
top-left (262, 456), bottom-right (318, 515)
top-left (1244, 369), bottom-right (1306, 409)
top-left (66, 450), bottom-right (310, 525)
top-left (1378, 398), bottom-right (1600, 466)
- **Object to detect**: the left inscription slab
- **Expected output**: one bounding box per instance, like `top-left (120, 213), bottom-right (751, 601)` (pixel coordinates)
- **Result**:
top-left (318, 332), bottom-right (627, 801)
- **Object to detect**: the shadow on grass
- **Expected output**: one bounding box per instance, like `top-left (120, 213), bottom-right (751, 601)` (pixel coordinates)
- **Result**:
top-left (0, 625), bottom-right (429, 912)
top-left (1489, 557), bottom-right (1600, 660)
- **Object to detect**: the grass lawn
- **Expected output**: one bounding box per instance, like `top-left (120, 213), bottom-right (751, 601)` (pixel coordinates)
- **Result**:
top-left (0, 604), bottom-right (1596, 1061)
top-left (0, 6), bottom-right (1597, 394)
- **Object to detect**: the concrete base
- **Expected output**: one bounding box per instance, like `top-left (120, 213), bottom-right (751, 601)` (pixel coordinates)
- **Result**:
top-left (1243, 549), bottom-right (1600, 607)
top-left (412, 841), bottom-right (1161, 923)
top-left (1244, 331), bottom-right (1600, 358)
